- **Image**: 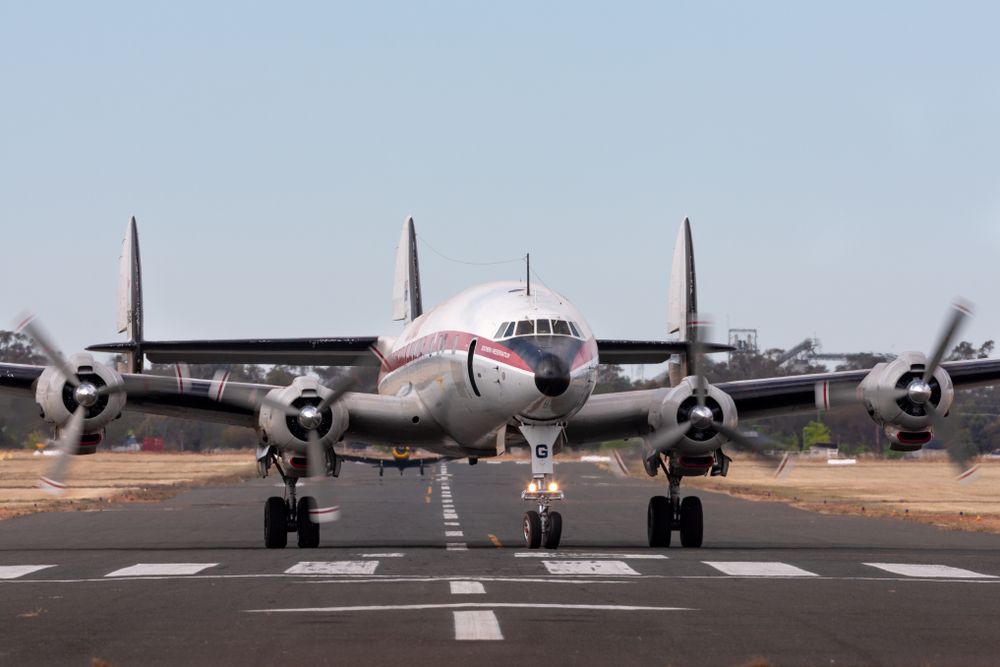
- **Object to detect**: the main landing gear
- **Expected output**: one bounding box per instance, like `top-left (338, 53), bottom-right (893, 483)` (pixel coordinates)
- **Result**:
top-left (647, 460), bottom-right (707, 549)
top-left (260, 448), bottom-right (322, 549)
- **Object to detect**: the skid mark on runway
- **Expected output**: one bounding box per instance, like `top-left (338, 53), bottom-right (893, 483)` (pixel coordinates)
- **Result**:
top-left (454, 610), bottom-right (503, 640)
top-left (105, 563), bottom-right (218, 577)
top-left (285, 561), bottom-right (380, 575)
top-left (0, 565), bottom-right (54, 579)
top-left (543, 560), bottom-right (640, 576)
top-left (450, 580), bottom-right (486, 594)
top-left (703, 562), bottom-right (818, 577)
top-left (864, 563), bottom-right (998, 579)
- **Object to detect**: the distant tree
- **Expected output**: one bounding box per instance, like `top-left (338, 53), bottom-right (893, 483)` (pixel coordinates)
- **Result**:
top-left (594, 365), bottom-right (632, 394)
top-left (802, 420), bottom-right (832, 448)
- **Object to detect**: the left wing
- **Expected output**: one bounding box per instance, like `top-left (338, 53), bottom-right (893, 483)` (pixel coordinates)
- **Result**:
top-left (87, 337), bottom-right (382, 367)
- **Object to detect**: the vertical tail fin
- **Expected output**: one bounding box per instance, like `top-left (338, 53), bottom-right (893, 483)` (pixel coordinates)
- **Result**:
top-left (116, 216), bottom-right (144, 373)
top-left (667, 217), bottom-right (698, 386)
top-left (391, 216), bottom-right (423, 323)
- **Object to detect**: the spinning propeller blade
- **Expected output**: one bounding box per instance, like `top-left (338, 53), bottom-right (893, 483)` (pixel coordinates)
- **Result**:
top-left (38, 405), bottom-right (85, 495)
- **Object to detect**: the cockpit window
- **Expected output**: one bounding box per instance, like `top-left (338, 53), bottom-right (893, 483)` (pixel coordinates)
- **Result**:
top-left (503, 321), bottom-right (516, 338)
top-left (515, 320), bottom-right (534, 336)
top-left (494, 322), bottom-right (509, 339)
top-left (551, 319), bottom-right (571, 336)
top-left (535, 319), bottom-right (551, 335)
top-left (568, 321), bottom-right (581, 337)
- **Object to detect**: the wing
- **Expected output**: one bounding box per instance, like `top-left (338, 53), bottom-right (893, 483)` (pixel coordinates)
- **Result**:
top-left (565, 358), bottom-right (1000, 445)
top-left (0, 361), bottom-right (444, 446)
top-left (595, 340), bottom-right (730, 365)
top-left (86, 337), bottom-right (382, 366)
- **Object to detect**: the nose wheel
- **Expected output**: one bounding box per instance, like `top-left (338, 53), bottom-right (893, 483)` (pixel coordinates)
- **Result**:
top-left (523, 507), bottom-right (563, 549)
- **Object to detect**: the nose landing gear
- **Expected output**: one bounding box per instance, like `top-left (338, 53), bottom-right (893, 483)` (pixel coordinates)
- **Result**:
top-left (522, 478), bottom-right (564, 549)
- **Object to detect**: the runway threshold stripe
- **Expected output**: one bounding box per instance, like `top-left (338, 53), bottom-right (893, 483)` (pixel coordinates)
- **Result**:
top-left (450, 581), bottom-right (486, 595)
top-left (543, 560), bottom-right (640, 576)
top-left (285, 561), bottom-right (380, 575)
top-left (446, 543), bottom-right (468, 551)
top-left (454, 610), bottom-right (503, 640)
top-left (0, 565), bottom-right (55, 579)
top-left (703, 562), bottom-right (818, 577)
top-left (864, 563), bottom-right (998, 579)
top-left (106, 563), bottom-right (218, 577)
top-left (515, 552), bottom-right (667, 560)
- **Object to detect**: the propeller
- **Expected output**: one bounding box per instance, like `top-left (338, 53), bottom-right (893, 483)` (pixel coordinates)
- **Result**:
top-left (644, 316), bottom-right (793, 478)
top-left (14, 313), bottom-right (126, 495)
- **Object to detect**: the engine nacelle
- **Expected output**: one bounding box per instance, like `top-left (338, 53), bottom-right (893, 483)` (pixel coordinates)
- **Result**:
top-left (35, 353), bottom-right (126, 454)
top-left (257, 376), bottom-right (348, 455)
top-left (858, 351), bottom-right (954, 451)
top-left (650, 376), bottom-right (738, 465)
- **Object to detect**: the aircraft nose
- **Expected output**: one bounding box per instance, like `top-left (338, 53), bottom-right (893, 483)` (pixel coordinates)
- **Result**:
top-left (534, 353), bottom-right (571, 397)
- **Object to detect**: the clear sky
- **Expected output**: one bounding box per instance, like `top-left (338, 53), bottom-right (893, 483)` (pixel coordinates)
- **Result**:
top-left (2, 2), bottom-right (999, 364)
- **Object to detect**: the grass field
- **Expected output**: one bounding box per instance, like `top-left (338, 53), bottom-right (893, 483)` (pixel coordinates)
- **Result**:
top-left (0, 450), bottom-right (256, 520)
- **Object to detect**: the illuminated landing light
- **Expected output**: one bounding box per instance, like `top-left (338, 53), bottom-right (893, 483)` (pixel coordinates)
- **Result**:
top-left (547, 481), bottom-right (560, 493)
top-left (527, 481), bottom-right (538, 493)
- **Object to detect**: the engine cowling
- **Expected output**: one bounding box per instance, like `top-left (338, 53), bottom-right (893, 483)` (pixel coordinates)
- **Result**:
top-left (257, 376), bottom-right (348, 463)
top-left (650, 376), bottom-right (738, 473)
top-left (858, 351), bottom-right (955, 451)
top-left (35, 353), bottom-right (126, 454)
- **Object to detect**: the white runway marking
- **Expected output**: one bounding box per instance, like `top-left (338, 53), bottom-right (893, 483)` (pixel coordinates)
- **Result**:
top-left (445, 530), bottom-right (464, 537)
top-left (515, 552), bottom-right (667, 560)
top-left (444, 512), bottom-right (459, 520)
top-left (106, 563), bottom-right (218, 578)
top-left (454, 610), bottom-right (504, 640)
top-left (358, 553), bottom-right (404, 558)
top-left (446, 543), bottom-right (468, 551)
top-left (0, 565), bottom-right (55, 579)
top-left (246, 602), bottom-right (693, 613)
top-left (864, 563), bottom-right (997, 579)
top-left (543, 560), bottom-right (640, 576)
top-left (285, 561), bottom-right (380, 575)
top-left (703, 562), bottom-right (818, 577)
top-left (445, 521), bottom-right (461, 526)
top-left (450, 580), bottom-right (486, 595)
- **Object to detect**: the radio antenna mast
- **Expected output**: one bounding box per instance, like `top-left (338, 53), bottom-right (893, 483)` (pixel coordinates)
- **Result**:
top-left (526, 253), bottom-right (531, 296)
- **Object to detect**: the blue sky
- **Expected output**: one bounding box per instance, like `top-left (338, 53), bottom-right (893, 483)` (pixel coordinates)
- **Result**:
top-left (2, 2), bottom-right (998, 363)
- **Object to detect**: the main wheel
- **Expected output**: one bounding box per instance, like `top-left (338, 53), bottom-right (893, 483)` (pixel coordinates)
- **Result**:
top-left (543, 511), bottom-right (563, 549)
top-left (264, 496), bottom-right (288, 549)
top-left (297, 496), bottom-right (320, 548)
top-left (647, 495), bottom-right (671, 548)
top-left (523, 510), bottom-right (542, 549)
top-left (679, 496), bottom-right (704, 548)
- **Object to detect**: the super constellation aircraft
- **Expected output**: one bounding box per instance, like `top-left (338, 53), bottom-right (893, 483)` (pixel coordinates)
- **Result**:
top-left (2, 217), bottom-right (998, 550)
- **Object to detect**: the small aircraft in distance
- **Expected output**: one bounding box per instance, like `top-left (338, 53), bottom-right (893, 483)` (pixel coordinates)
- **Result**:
top-left (340, 445), bottom-right (451, 477)
top-left (3, 216), bottom-right (997, 551)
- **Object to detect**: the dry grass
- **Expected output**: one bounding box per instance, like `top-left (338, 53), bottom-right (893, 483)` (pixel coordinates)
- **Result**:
top-left (0, 450), bottom-right (256, 520)
top-left (677, 455), bottom-right (1000, 533)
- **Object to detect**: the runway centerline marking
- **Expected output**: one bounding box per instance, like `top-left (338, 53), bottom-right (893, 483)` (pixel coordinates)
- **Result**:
top-left (106, 563), bottom-right (218, 578)
top-left (450, 580), bottom-right (486, 594)
top-left (245, 602), bottom-right (692, 613)
top-left (454, 610), bottom-right (503, 640)
top-left (358, 553), bottom-right (404, 558)
top-left (446, 543), bottom-right (468, 552)
top-left (543, 560), bottom-right (640, 576)
top-left (0, 565), bottom-right (55, 579)
top-left (285, 561), bottom-right (380, 575)
top-left (445, 530), bottom-right (464, 537)
top-left (864, 563), bottom-right (998, 579)
top-left (703, 562), bottom-right (818, 577)
top-left (445, 521), bottom-right (461, 526)
top-left (515, 552), bottom-right (667, 560)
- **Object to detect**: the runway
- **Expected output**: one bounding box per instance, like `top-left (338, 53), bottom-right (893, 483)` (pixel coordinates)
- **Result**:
top-left (1, 460), bottom-right (998, 666)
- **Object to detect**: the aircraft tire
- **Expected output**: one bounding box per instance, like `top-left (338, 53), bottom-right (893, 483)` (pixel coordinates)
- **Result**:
top-left (297, 496), bottom-right (320, 548)
top-left (679, 496), bottom-right (703, 548)
top-left (647, 495), bottom-right (671, 548)
top-left (543, 511), bottom-right (562, 549)
top-left (523, 510), bottom-right (542, 549)
top-left (264, 496), bottom-right (288, 549)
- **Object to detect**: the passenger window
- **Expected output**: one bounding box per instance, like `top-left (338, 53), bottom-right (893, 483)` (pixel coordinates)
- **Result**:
top-left (515, 320), bottom-right (534, 336)
top-left (494, 322), bottom-right (508, 339)
top-left (552, 320), bottom-right (571, 336)
top-left (503, 322), bottom-right (516, 338)
top-left (568, 321), bottom-right (581, 337)
top-left (535, 319), bottom-right (552, 335)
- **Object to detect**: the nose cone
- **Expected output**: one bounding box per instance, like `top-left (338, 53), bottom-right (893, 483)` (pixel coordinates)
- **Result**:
top-left (534, 353), bottom-right (571, 397)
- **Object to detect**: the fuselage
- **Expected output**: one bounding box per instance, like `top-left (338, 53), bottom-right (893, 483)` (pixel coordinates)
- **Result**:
top-left (374, 281), bottom-right (599, 454)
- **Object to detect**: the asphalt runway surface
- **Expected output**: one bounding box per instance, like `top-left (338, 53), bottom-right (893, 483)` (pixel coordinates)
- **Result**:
top-left (1, 459), bottom-right (999, 667)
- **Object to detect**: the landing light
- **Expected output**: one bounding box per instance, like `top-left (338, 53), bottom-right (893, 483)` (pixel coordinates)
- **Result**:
top-left (547, 481), bottom-right (559, 493)
top-left (527, 481), bottom-right (538, 493)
